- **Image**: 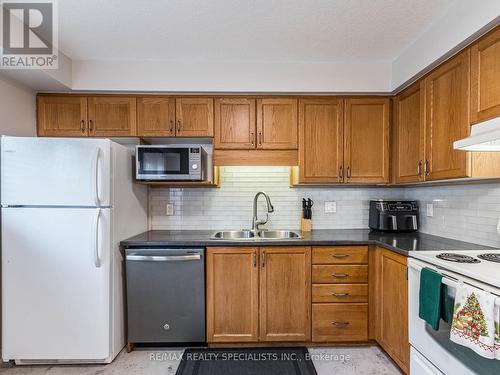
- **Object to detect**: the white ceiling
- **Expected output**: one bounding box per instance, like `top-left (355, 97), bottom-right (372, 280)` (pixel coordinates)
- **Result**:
top-left (59, 0), bottom-right (456, 63)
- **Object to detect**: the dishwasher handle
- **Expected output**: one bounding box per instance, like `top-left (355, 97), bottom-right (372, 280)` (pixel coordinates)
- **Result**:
top-left (126, 254), bottom-right (201, 262)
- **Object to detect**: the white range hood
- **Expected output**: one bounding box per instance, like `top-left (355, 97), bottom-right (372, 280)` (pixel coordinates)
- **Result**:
top-left (454, 116), bottom-right (500, 151)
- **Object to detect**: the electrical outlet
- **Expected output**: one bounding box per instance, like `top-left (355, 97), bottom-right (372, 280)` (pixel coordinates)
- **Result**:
top-left (325, 201), bottom-right (337, 213)
top-left (426, 203), bottom-right (433, 217)
top-left (166, 203), bottom-right (174, 216)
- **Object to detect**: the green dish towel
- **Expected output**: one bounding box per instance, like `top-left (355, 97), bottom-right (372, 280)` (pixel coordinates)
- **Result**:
top-left (419, 267), bottom-right (443, 330)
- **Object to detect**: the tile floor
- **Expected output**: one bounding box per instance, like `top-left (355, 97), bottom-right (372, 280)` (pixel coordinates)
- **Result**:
top-left (0, 346), bottom-right (401, 375)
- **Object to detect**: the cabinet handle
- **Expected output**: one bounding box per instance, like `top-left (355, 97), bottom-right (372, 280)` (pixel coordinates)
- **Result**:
top-left (417, 160), bottom-right (423, 176)
top-left (252, 252), bottom-right (257, 268)
top-left (177, 120), bottom-right (181, 133)
top-left (331, 321), bottom-right (350, 328)
top-left (80, 120), bottom-right (85, 133)
top-left (339, 165), bottom-right (343, 180)
top-left (332, 293), bottom-right (349, 297)
top-left (331, 254), bottom-right (349, 258)
top-left (261, 251), bottom-right (266, 268)
top-left (331, 273), bottom-right (349, 278)
top-left (89, 119), bottom-right (93, 132)
top-left (169, 120), bottom-right (174, 133)
top-left (424, 160), bottom-right (430, 176)
top-left (258, 132), bottom-right (262, 146)
top-left (250, 132), bottom-right (254, 146)
top-left (347, 166), bottom-right (351, 179)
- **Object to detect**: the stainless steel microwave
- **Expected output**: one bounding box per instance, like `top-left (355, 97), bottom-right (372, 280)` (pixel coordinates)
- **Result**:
top-left (135, 145), bottom-right (205, 181)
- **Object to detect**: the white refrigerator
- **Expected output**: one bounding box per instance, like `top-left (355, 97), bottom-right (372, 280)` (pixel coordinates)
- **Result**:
top-left (1, 137), bottom-right (148, 364)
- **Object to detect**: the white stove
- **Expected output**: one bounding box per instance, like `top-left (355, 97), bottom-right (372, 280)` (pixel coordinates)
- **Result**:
top-left (408, 250), bottom-right (500, 375)
top-left (411, 250), bottom-right (500, 288)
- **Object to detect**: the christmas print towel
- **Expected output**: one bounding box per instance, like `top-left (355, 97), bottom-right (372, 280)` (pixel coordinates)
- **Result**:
top-left (495, 298), bottom-right (500, 360)
top-left (450, 283), bottom-right (498, 360)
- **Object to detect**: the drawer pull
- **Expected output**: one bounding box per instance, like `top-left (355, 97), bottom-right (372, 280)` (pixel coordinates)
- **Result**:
top-left (331, 273), bottom-right (349, 278)
top-left (331, 321), bottom-right (350, 328)
top-left (332, 292), bottom-right (349, 297)
top-left (331, 254), bottom-right (349, 258)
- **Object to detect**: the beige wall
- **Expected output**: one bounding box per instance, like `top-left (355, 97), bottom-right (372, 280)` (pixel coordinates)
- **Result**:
top-left (0, 74), bottom-right (36, 136)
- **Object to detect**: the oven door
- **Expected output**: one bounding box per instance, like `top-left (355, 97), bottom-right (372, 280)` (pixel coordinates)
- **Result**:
top-left (136, 147), bottom-right (192, 180)
top-left (409, 258), bottom-right (500, 375)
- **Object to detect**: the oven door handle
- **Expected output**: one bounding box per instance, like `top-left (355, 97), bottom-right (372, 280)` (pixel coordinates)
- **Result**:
top-left (409, 261), bottom-right (500, 304)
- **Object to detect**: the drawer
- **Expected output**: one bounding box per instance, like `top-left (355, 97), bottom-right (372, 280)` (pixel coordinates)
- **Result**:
top-left (312, 246), bottom-right (368, 264)
top-left (312, 284), bottom-right (368, 303)
top-left (312, 265), bottom-right (368, 284)
top-left (312, 303), bottom-right (368, 342)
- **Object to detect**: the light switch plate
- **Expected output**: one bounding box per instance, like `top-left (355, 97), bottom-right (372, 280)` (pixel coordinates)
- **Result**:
top-left (325, 201), bottom-right (337, 214)
top-left (166, 203), bottom-right (174, 216)
top-left (426, 203), bottom-right (433, 217)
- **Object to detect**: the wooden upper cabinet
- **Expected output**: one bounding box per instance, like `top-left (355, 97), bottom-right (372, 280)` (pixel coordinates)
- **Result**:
top-left (257, 98), bottom-right (298, 149)
top-left (425, 50), bottom-right (470, 180)
top-left (298, 98), bottom-right (343, 183)
top-left (137, 97), bottom-right (175, 137)
top-left (176, 98), bottom-right (214, 137)
top-left (344, 98), bottom-right (390, 184)
top-left (37, 96), bottom-right (87, 137)
top-left (259, 247), bottom-right (311, 342)
top-left (206, 247), bottom-right (259, 343)
top-left (394, 82), bottom-right (425, 183)
top-left (214, 98), bottom-right (256, 149)
top-left (471, 26), bottom-right (500, 124)
top-left (375, 248), bottom-right (409, 373)
top-left (88, 96), bottom-right (137, 137)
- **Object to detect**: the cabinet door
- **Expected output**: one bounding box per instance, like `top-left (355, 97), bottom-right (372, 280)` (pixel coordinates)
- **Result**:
top-left (298, 98), bottom-right (343, 183)
top-left (344, 98), bottom-right (390, 184)
top-left (206, 247), bottom-right (259, 343)
top-left (256, 98), bottom-right (298, 149)
top-left (471, 27), bottom-right (500, 124)
top-left (214, 98), bottom-right (256, 149)
top-left (176, 98), bottom-right (214, 137)
top-left (375, 248), bottom-right (409, 373)
top-left (37, 96), bottom-right (88, 137)
top-left (88, 97), bottom-right (137, 137)
top-left (394, 82), bottom-right (425, 183)
top-left (425, 50), bottom-right (470, 180)
top-left (137, 97), bottom-right (175, 137)
top-left (259, 247), bottom-right (311, 342)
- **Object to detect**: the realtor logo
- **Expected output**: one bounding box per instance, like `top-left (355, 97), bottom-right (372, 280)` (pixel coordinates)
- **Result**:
top-left (1, 0), bottom-right (58, 69)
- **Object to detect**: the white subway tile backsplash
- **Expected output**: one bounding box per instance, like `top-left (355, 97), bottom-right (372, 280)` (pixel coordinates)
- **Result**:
top-left (149, 166), bottom-right (500, 248)
top-left (404, 184), bottom-right (500, 248)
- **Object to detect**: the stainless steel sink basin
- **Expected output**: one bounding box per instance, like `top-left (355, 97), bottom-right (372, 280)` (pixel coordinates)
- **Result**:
top-left (211, 230), bottom-right (255, 240)
top-left (258, 230), bottom-right (302, 239)
top-left (211, 230), bottom-right (302, 240)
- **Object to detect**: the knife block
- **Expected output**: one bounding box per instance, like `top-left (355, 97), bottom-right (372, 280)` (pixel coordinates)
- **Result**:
top-left (301, 218), bottom-right (312, 232)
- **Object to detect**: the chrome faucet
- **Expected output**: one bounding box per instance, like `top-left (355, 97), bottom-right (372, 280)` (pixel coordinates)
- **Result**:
top-left (251, 192), bottom-right (274, 232)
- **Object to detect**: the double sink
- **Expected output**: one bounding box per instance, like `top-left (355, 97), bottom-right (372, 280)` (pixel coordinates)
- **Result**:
top-left (211, 230), bottom-right (302, 240)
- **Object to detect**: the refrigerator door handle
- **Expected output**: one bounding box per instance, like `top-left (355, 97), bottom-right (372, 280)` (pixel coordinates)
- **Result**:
top-left (92, 148), bottom-right (102, 207)
top-left (94, 208), bottom-right (102, 268)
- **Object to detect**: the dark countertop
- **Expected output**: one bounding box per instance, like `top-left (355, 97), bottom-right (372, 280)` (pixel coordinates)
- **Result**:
top-left (120, 229), bottom-right (495, 256)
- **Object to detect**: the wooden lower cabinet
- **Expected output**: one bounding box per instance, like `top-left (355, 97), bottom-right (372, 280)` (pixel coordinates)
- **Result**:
top-left (374, 248), bottom-right (409, 373)
top-left (206, 247), bottom-right (259, 342)
top-left (206, 246), bottom-right (311, 343)
top-left (260, 247), bottom-right (311, 342)
top-left (207, 245), bottom-right (409, 374)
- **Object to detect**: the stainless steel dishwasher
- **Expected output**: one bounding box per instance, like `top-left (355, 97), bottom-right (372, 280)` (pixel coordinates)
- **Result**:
top-left (125, 248), bottom-right (205, 344)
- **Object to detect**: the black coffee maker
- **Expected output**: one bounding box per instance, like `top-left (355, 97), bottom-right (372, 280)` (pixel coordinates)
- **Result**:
top-left (369, 200), bottom-right (419, 232)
